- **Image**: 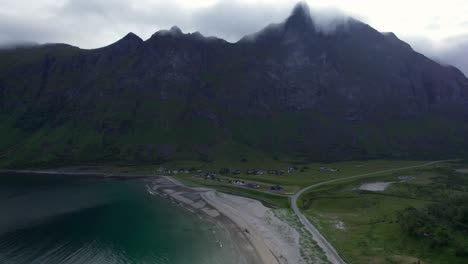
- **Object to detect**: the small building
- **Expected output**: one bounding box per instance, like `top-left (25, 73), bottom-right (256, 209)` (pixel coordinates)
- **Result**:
top-left (231, 180), bottom-right (246, 186)
top-left (246, 169), bottom-right (256, 175)
top-left (247, 182), bottom-right (260, 189)
top-left (319, 167), bottom-right (338, 173)
top-left (268, 170), bottom-right (278, 175)
top-left (270, 185), bottom-right (284, 192)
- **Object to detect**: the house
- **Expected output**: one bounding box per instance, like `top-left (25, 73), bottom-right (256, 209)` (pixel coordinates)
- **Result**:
top-left (219, 168), bottom-right (230, 174)
top-left (319, 167), bottom-right (338, 173)
top-left (204, 174), bottom-right (214, 180)
top-left (203, 172), bottom-right (217, 179)
top-left (270, 185), bottom-right (284, 192)
top-left (231, 180), bottom-right (246, 186)
top-left (246, 169), bottom-right (256, 175)
top-left (247, 182), bottom-right (260, 189)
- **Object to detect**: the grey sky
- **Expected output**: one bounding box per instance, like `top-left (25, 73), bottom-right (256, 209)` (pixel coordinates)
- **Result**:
top-left (0, 0), bottom-right (467, 75)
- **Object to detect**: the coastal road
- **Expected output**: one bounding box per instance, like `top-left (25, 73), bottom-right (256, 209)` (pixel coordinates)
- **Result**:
top-left (291, 160), bottom-right (455, 264)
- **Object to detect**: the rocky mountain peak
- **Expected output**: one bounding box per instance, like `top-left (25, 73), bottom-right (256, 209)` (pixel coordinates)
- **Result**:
top-left (291, 1), bottom-right (311, 19)
top-left (151, 25), bottom-right (185, 39)
top-left (169, 26), bottom-right (183, 35)
top-left (122, 32), bottom-right (143, 42)
top-left (286, 1), bottom-right (314, 31)
top-left (103, 32), bottom-right (143, 52)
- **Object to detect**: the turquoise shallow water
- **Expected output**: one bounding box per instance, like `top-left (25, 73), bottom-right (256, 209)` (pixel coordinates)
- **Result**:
top-left (0, 174), bottom-right (243, 264)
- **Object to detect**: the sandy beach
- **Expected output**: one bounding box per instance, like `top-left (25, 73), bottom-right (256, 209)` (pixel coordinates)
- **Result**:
top-left (149, 177), bottom-right (308, 264)
top-left (202, 191), bottom-right (308, 264)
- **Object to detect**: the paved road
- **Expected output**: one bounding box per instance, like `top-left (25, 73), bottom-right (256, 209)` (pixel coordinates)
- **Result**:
top-left (291, 160), bottom-right (454, 264)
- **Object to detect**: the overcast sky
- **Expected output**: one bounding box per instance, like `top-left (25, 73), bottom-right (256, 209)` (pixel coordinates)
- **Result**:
top-left (1, 0), bottom-right (467, 74)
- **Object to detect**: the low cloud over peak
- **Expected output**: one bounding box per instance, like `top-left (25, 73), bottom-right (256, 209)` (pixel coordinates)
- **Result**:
top-left (408, 34), bottom-right (468, 77)
top-left (287, 1), bottom-right (353, 35)
top-left (0, 0), bottom-right (466, 75)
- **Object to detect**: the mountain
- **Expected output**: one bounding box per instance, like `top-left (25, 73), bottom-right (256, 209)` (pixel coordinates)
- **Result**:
top-left (0, 2), bottom-right (467, 167)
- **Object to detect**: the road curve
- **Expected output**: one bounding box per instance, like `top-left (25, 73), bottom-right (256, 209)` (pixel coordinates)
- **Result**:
top-left (291, 160), bottom-right (454, 264)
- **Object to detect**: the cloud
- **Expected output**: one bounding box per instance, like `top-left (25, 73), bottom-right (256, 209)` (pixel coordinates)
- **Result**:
top-left (192, 1), bottom-right (286, 40)
top-left (407, 34), bottom-right (468, 76)
top-left (0, 0), bottom-right (466, 75)
top-left (309, 7), bottom-right (353, 34)
top-left (0, 13), bottom-right (69, 46)
top-left (434, 36), bottom-right (468, 77)
top-left (0, 0), bottom-right (189, 48)
top-left (0, 0), bottom-right (363, 47)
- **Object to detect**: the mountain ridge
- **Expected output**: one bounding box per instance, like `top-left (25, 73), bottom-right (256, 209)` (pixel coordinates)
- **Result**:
top-left (0, 2), bottom-right (467, 167)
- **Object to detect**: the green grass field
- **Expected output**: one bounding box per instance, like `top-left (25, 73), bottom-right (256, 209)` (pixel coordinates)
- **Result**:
top-left (90, 159), bottom-right (432, 207)
top-left (300, 161), bottom-right (468, 264)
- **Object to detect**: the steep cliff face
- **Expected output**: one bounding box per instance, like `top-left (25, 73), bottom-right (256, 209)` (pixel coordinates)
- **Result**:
top-left (233, 4), bottom-right (468, 119)
top-left (0, 3), bottom-right (467, 166)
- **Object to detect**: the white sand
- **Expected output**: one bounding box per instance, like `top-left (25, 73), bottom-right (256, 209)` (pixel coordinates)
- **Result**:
top-left (202, 191), bottom-right (306, 264)
top-left (359, 182), bottom-right (393, 191)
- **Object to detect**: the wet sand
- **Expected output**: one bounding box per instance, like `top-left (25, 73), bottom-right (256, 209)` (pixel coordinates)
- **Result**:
top-left (148, 177), bottom-right (264, 264)
top-left (149, 177), bottom-right (307, 264)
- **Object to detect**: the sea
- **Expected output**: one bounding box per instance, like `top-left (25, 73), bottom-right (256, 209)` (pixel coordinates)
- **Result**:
top-left (0, 173), bottom-right (245, 264)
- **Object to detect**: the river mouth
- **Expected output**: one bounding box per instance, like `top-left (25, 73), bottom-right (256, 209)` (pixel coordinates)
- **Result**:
top-left (0, 173), bottom-right (244, 264)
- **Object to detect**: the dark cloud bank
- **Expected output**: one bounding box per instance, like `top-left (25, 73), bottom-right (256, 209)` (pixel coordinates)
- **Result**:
top-left (0, 0), bottom-right (467, 76)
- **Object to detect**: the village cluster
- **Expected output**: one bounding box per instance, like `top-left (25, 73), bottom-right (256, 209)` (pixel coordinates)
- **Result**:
top-left (156, 166), bottom-right (340, 193)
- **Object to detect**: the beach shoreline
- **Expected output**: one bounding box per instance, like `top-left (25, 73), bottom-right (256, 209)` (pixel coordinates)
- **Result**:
top-left (151, 176), bottom-right (311, 264)
top-left (148, 177), bottom-right (270, 264)
top-left (1, 169), bottom-right (311, 264)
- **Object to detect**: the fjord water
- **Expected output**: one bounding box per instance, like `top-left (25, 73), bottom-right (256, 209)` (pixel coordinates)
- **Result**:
top-left (0, 174), bottom-right (241, 264)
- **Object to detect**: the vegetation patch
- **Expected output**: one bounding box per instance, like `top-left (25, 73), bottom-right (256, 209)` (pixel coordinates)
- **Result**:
top-left (300, 161), bottom-right (468, 264)
top-left (273, 209), bottom-right (329, 264)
